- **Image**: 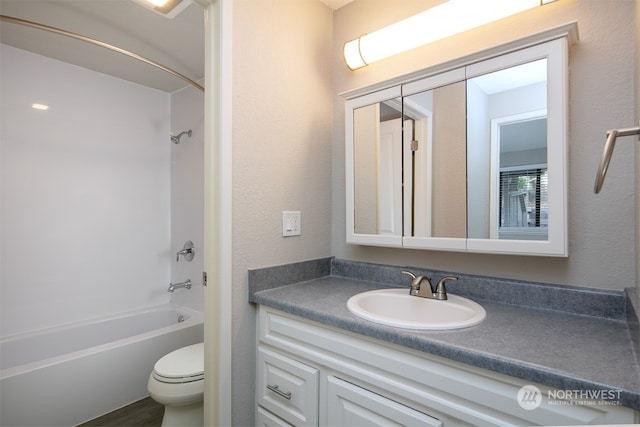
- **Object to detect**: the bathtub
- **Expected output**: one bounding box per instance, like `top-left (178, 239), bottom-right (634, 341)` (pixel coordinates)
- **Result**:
top-left (0, 304), bottom-right (204, 426)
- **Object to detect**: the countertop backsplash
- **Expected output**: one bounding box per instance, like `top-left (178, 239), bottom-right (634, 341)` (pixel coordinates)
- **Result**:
top-left (250, 257), bottom-right (629, 321)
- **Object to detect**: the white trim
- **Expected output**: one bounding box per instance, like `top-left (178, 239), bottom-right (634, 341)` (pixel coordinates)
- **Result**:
top-left (500, 163), bottom-right (547, 172)
top-left (469, 38), bottom-right (568, 256)
top-left (403, 236), bottom-right (466, 251)
top-left (402, 67), bottom-right (466, 97)
top-left (403, 116), bottom-right (432, 238)
top-left (489, 109), bottom-right (547, 239)
top-left (203, 0), bottom-right (233, 425)
top-left (346, 86), bottom-right (403, 248)
top-left (377, 119), bottom-right (403, 236)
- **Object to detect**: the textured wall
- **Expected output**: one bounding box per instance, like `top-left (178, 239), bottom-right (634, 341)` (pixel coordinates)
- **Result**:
top-left (332, 0), bottom-right (637, 291)
top-left (231, 1), bottom-right (333, 425)
top-left (633, 0), bottom-right (640, 291)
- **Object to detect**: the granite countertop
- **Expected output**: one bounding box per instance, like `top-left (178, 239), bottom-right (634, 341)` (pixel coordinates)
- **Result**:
top-left (248, 258), bottom-right (640, 411)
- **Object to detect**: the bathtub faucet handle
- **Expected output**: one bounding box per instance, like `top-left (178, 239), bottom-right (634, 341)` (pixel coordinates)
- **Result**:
top-left (176, 240), bottom-right (195, 262)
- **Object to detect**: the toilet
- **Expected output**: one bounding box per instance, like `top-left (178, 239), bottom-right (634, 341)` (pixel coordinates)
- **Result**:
top-left (147, 342), bottom-right (204, 427)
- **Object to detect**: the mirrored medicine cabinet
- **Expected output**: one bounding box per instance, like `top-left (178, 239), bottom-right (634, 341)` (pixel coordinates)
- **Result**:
top-left (344, 24), bottom-right (578, 256)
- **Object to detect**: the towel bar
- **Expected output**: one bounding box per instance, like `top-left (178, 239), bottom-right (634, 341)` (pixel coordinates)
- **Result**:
top-left (593, 122), bottom-right (640, 194)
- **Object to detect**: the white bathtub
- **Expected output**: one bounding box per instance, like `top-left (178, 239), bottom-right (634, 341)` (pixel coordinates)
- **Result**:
top-left (0, 305), bottom-right (204, 427)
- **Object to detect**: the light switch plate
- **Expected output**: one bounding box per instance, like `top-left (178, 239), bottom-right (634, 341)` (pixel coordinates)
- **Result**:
top-left (282, 211), bottom-right (301, 237)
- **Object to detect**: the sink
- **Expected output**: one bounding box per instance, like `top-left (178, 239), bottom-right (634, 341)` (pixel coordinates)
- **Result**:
top-left (347, 288), bottom-right (486, 330)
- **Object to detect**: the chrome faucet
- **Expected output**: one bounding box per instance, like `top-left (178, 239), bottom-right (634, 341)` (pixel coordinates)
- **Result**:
top-left (176, 240), bottom-right (195, 262)
top-left (401, 270), bottom-right (458, 300)
top-left (168, 279), bottom-right (191, 292)
top-left (401, 270), bottom-right (433, 297)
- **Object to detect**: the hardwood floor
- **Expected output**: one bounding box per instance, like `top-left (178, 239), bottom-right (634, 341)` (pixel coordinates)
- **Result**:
top-left (78, 397), bottom-right (164, 427)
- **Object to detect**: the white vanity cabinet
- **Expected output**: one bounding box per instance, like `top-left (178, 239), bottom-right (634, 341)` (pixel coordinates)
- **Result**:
top-left (256, 305), bottom-right (637, 426)
top-left (257, 346), bottom-right (319, 426)
top-left (325, 376), bottom-right (442, 426)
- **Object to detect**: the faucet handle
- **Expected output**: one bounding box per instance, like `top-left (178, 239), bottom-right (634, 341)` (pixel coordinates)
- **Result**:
top-left (176, 240), bottom-right (195, 262)
top-left (435, 276), bottom-right (458, 300)
top-left (176, 247), bottom-right (192, 261)
top-left (400, 270), bottom-right (416, 280)
top-left (401, 270), bottom-right (422, 296)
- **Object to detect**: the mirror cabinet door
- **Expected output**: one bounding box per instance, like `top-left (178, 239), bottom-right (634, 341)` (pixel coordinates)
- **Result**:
top-left (346, 86), bottom-right (404, 247)
top-left (402, 69), bottom-right (468, 251)
top-left (466, 38), bottom-right (568, 256)
top-left (467, 59), bottom-right (548, 241)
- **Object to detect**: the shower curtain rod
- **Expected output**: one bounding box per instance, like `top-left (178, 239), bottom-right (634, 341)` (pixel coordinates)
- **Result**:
top-left (0, 15), bottom-right (204, 92)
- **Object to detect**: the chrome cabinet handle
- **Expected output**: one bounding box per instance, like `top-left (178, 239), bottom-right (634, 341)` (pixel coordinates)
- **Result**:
top-left (266, 384), bottom-right (292, 400)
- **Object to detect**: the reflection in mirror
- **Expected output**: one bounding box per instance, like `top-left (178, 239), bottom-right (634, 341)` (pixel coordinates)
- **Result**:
top-left (467, 59), bottom-right (548, 240)
top-left (403, 81), bottom-right (466, 239)
top-left (346, 33), bottom-right (570, 255)
top-left (352, 98), bottom-right (403, 236)
top-left (495, 115), bottom-right (548, 240)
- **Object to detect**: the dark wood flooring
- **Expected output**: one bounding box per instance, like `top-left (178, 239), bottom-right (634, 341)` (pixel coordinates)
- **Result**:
top-left (78, 397), bottom-right (164, 427)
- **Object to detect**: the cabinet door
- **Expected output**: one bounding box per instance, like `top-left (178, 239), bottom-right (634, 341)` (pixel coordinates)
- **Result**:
top-left (256, 407), bottom-right (294, 427)
top-left (258, 346), bottom-right (319, 426)
top-left (326, 376), bottom-right (442, 427)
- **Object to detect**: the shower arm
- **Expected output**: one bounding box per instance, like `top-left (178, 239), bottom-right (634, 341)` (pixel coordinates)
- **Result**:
top-left (0, 15), bottom-right (204, 93)
top-left (171, 129), bottom-right (192, 144)
top-left (593, 122), bottom-right (640, 194)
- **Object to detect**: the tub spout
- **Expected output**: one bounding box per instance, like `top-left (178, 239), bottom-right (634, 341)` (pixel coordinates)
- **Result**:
top-left (168, 279), bottom-right (191, 292)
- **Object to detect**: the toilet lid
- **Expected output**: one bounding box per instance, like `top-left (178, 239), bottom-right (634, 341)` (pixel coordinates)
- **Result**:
top-left (154, 342), bottom-right (204, 381)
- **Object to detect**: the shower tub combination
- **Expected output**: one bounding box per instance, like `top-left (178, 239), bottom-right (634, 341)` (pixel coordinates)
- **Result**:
top-left (0, 304), bottom-right (203, 427)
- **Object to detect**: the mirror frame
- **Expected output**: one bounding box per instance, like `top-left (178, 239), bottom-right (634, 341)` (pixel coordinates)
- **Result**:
top-left (343, 22), bottom-right (578, 256)
top-left (465, 38), bottom-right (567, 256)
top-left (346, 86), bottom-right (403, 247)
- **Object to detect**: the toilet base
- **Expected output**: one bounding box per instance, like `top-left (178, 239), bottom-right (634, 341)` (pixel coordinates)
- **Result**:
top-left (161, 401), bottom-right (203, 427)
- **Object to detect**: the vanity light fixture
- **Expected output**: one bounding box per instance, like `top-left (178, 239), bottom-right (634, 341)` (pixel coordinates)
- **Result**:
top-left (132, 0), bottom-right (191, 18)
top-left (32, 103), bottom-right (49, 111)
top-left (343, 0), bottom-right (558, 70)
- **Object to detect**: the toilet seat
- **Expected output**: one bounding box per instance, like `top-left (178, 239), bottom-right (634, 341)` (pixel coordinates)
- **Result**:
top-left (153, 371), bottom-right (204, 384)
top-left (152, 342), bottom-right (204, 384)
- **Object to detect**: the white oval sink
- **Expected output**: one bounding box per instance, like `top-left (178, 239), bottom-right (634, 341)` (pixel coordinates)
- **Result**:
top-left (347, 288), bottom-right (486, 330)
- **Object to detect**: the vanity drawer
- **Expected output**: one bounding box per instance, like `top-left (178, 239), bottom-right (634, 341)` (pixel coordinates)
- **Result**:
top-left (258, 346), bottom-right (319, 426)
top-left (256, 407), bottom-right (294, 427)
top-left (326, 376), bottom-right (442, 427)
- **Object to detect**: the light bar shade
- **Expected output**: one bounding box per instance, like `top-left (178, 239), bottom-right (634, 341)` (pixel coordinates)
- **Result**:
top-left (144, 0), bottom-right (170, 6)
top-left (344, 0), bottom-right (548, 70)
top-left (132, 0), bottom-right (191, 18)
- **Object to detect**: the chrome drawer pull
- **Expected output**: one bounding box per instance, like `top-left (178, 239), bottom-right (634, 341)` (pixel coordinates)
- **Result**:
top-left (267, 384), bottom-right (292, 400)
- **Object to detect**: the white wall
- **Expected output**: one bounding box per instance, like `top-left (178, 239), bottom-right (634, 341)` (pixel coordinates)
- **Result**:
top-left (0, 45), bottom-right (172, 337)
top-left (635, 0), bottom-right (640, 294)
top-left (170, 83), bottom-right (205, 311)
top-left (231, 0), bottom-right (333, 425)
top-left (332, 0), bottom-right (637, 291)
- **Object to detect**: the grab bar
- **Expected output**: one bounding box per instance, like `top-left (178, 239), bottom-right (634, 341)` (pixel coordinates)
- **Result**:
top-left (593, 121), bottom-right (640, 194)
